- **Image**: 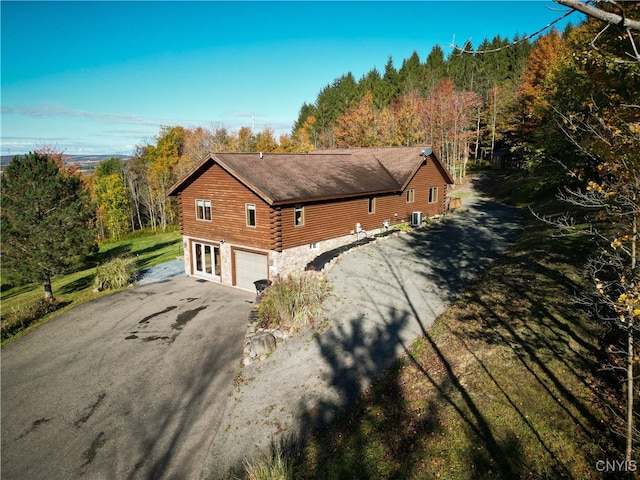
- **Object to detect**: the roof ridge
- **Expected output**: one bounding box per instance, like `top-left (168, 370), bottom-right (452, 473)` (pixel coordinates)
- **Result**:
top-left (372, 154), bottom-right (404, 190)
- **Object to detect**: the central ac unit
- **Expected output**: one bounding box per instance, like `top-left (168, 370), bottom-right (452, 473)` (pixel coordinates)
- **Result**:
top-left (410, 211), bottom-right (423, 227)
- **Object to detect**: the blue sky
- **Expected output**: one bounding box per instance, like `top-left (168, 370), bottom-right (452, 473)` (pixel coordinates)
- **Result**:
top-left (1, 1), bottom-right (580, 155)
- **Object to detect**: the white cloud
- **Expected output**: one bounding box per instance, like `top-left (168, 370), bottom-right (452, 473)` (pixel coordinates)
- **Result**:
top-left (6, 102), bottom-right (171, 127)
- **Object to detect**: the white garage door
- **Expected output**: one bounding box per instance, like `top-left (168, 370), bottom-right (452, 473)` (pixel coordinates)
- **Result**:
top-left (234, 250), bottom-right (268, 292)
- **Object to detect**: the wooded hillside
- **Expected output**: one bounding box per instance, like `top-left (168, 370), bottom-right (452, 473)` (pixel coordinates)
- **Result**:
top-left (291, 33), bottom-right (536, 178)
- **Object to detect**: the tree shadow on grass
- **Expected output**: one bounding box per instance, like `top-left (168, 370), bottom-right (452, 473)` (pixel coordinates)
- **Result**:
top-left (249, 194), bottom-right (528, 478)
top-left (89, 239), bottom-right (180, 270)
top-left (233, 173), bottom-right (621, 479)
top-left (279, 301), bottom-right (532, 479)
top-left (58, 273), bottom-right (94, 295)
top-left (92, 244), bottom-right (132, 265)
top-left (133, 240), bottom-right (181, 258)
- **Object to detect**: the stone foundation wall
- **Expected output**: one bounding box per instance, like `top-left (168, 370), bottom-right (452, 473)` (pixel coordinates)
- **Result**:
top-left (269, 225), bottom-right (388, 279)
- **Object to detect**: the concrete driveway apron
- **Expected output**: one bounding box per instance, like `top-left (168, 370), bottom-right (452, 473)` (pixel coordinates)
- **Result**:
top-left (1, 276), bottom-right (254, 480)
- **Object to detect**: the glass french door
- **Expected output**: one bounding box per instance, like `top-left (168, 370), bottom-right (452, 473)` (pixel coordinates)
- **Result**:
top-left (192, 242), bottom-right (220, 280)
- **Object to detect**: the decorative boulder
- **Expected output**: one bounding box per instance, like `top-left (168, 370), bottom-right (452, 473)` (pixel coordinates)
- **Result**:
top-left (250, 332), bottom-right (277, 356)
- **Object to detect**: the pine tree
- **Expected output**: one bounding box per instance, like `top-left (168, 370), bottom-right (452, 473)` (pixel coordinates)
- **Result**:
top-left (424, 44), bottom-right (446, 92)
top-left (398, 51), bottom-right (425, 94)
top-left (1, 152), bottom-right (98, 300)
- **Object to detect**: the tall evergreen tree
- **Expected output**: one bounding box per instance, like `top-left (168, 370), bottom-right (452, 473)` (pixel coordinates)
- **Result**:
top-left (381, 56), bottom-right (400, 104)
top-left (358, 68), bottom-right (386, 108)
top-left (424, 44), bottom-right (446, 92)
top-left (313, 72), bottom-right (359, 147)
top-left (398, 50), bottom-right (425, 94)
top-left (293, 102), bottom-right (317, 136)
top-left (1, 152), bottom-right (97, 300)
top-left (447, 40), bottom-right (477, 90)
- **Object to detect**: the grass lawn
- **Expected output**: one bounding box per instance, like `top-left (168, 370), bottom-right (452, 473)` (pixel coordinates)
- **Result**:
top-left (1, 230), bottom-right (182, 345)
top-left (288, 175), bottom-right (630, 479)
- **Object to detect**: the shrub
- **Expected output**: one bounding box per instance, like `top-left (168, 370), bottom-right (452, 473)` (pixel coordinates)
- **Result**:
top-left (256, 272), bottom-right (332, 330)
top-left (92, 256), bottom-right (137, 291)
top-left (1, 299), bottom-right (61, 341)
top-left (244, 446), bottom-right (293, 480)
top-left (395, 222), bottom-right (411, 232)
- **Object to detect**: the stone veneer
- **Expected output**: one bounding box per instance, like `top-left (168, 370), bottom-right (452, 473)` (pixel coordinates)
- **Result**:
top-left (269, 225), bottom-right (388, 278)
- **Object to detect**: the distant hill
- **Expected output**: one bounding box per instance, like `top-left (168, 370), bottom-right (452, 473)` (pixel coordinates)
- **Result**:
top-left (0, 154), bottom-right (132, 173)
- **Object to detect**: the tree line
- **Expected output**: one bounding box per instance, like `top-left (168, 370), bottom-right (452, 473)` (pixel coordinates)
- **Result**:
top-left (3, 27), bottom-right (578, 245)
top-left (91, 123), bottom-right (316, 240)
top-left (292, 34), bottom-right (535, 179)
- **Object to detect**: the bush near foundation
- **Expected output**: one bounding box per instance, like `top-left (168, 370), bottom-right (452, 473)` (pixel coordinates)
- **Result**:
top-left (92, 256), bottom-right (137, 291)
top-left (256, 272), bottom-right (332, 330)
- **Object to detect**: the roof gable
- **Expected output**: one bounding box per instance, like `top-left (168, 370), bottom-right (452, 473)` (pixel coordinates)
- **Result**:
top-left (168, 146), bottom-right (453, 205)
top-left (314, 146), bottom-right (455, 187)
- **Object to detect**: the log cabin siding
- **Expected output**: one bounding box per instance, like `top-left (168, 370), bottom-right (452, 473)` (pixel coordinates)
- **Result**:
top-left (177, 163), bottom-right (272, 250)
top-left (279, 159), bottom-right (448, 250)
top-left (406, 158), bottom-right (449, 217)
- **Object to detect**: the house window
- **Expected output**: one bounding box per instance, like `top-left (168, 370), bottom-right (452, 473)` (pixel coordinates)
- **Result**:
top-left (196, 199), bottom-right (212, 221)
top-left (294, 204), bottom-right (304, 226)
top-left (246, 203), bottom-right (256, 227)
top-left (368, 197), bottom-right (376, 214)
top-left (406, 189), bottom-right (415, 203)
top-left (428, 187), bottom-right (438, 204)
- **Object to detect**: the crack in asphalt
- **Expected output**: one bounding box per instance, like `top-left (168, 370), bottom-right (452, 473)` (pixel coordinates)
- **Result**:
top-left (15, 417), bottom-right (52, 441)
top-left (74, 392), bottom-right (107, 428)
top-left (80, 431), bottom-right (106, 468)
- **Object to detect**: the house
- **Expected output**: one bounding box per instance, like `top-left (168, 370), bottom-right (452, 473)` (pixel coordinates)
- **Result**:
top-left (491, 148), bottom-right (522, 169)
top-left (167, 146), bottom-right (454, 291)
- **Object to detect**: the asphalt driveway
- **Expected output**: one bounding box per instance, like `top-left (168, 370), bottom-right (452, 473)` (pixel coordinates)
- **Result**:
top-left (1, 277), bottom-right (254, 480)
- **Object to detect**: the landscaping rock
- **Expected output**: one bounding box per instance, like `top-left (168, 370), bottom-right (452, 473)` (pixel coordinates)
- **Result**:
top-left (250, 332), bottom-right (276, 356)
top-left (248, 309), bottom-right (260, 323)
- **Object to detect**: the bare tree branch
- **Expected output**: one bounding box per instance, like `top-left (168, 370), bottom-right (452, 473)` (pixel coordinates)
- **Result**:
top-left (451, 8), bottom-right (575, 55)
top-left (555, 0), bottom-right (640, 31)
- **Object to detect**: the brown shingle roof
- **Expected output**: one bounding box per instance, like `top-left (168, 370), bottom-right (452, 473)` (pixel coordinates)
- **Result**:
top-left (168, 146), bottom-right (452, 205)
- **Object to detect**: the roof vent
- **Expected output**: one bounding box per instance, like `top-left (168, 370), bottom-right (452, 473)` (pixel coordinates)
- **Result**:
top-left (259, 152), bottom-right (263, 159)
